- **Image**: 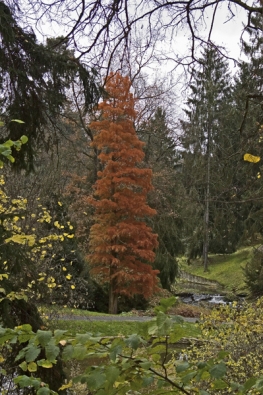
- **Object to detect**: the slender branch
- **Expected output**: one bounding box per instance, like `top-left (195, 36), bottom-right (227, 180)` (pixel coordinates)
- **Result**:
top-left (239, 94), bottom-right (263, 135)
top-left (52, 0), bottom-right (86, 48)
top-left (149, 367), bottom-right (193, 395)
top-left (208, 0), bottom-right (219, 42)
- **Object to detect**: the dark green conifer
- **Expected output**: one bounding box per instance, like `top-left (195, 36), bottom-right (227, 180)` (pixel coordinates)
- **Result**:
top-left (181, 48), bottom-right (239, 268)
top-left (0, 2), bottom-right (102, 169)
top-left (139, 108), bottom-right (184, 289)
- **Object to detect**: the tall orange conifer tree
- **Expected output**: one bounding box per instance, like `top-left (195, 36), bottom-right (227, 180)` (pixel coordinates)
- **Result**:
top-left (88, 72), bottom-right (159, 314)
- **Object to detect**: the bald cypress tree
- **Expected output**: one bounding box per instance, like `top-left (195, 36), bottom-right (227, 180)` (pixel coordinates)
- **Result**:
top-left (88, 72), bottom-right (159, 314)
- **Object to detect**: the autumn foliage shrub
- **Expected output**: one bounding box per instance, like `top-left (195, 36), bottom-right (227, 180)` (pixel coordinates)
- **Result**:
top-left (0, 175), bottom-right (90, 328)
top-left (187, 298), bottom-right (263, 393)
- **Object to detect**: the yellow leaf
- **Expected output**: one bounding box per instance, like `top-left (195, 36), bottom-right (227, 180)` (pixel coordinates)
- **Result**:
top-left (244, 153), bottom-right (261, 163)
top-left (58, 201), bottom-right (63, 206)
top-left (28, 361), bottom-right (37, 372)
top-left (66, 274), bottom-right (72, 280)
top-left (48, 283), bottom-right (56, 288)
top-left (59, 381), bottom-right (72, 391)
top-left (47, 276), bottom-right (55, 283)
top-left (71, 285), bottom-right (75, 289)
top-left (39, 360), bottom-right (53, 368)
top-left (62, 267), bottom-right (67, 271)
top-left (5, 234), bottom-right (36, 246)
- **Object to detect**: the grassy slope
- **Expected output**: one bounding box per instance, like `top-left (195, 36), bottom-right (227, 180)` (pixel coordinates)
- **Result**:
top-left (178, 247), bottom-right (252, 294)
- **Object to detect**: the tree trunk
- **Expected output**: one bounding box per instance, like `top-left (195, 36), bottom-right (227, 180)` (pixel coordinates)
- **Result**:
top-left (203, 124), bottom-right (211, 272)
top-left (109, 281), bottom-right (118, 314)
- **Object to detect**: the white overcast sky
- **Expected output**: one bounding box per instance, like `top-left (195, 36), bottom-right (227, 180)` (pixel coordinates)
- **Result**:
top-left (209, 5), bottom-right (248, 60)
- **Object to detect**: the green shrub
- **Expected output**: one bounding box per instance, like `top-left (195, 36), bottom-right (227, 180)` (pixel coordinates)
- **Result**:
top-left (244, 246), bottom-right (263, 295)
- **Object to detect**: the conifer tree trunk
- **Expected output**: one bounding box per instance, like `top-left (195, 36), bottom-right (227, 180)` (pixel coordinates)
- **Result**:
top-left (203, 124), bottom-right (211, 272)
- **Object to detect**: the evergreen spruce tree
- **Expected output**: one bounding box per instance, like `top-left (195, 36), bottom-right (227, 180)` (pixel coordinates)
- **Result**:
top-left (181, 48), bottom-right (238, 270)
top-left (232, 14), bottom-right (263, 243)
top-left (0, 2), bottom-right (101, 169)
top-left (139, 108), bottom-right (184, 289)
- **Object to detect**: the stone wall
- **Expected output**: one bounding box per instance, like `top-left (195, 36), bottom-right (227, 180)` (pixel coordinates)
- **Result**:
top-left (179, 270), bottom-right (221, 288)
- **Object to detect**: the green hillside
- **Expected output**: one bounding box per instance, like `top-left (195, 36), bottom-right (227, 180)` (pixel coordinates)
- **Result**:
top-left (177, 247), bottom-right (253, 295)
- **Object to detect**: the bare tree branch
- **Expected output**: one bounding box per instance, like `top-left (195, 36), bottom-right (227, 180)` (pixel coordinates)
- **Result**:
top-left (13, 0), bottom-right (263, 73)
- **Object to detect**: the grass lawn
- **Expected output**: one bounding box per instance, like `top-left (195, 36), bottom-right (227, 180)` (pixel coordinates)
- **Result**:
top-left (38, 304), bottom-right (110, 318)
top-left (46, 317), bottom-right (150, 336)
top-left (179, 247), bottom-right (252, 293)
top-left (39, 304), bottom-right (200, 338)
top-left (43, 313), bottom-right (200, 338)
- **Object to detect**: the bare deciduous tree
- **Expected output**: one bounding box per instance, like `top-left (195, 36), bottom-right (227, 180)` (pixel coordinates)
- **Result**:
top-left (10, 0), bottom-right (263, 73)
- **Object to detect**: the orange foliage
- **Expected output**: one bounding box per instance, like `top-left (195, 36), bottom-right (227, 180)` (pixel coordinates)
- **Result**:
top-left (88, 72), bottom-right (159, 307)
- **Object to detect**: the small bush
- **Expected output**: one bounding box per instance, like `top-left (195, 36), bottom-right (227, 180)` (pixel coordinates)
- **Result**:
top-left (244, 246), bottom-right (263, 295)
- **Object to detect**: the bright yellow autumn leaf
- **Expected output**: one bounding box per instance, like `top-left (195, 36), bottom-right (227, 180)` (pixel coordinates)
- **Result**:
top-left (244, 153), bottom-right (261, 163)
top-left (59, 381), bottom-right (72, 391)
top-left (47, 276), bottom-right (55, 283)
